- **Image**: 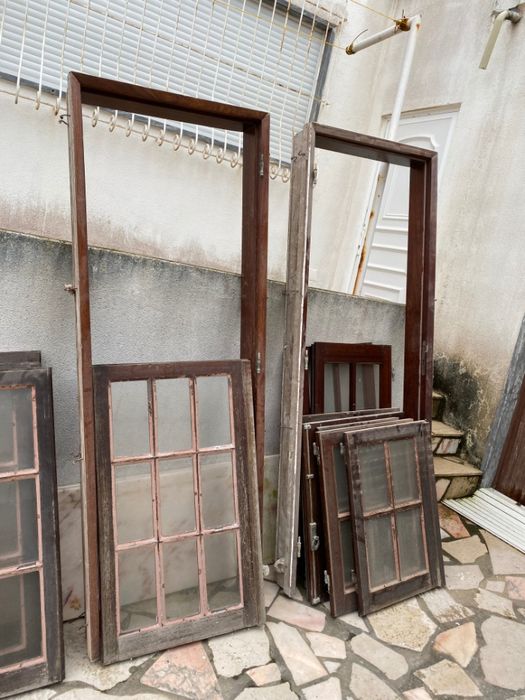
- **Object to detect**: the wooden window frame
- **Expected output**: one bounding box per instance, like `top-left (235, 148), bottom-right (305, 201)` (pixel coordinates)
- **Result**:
top-left (301, 408), bottom-right (402, 605)
top-left (345, 421), bottom-right (443, 615)
top-left (67, 72), bottom-right (269, 659)
top-left (93, 359), bottom-right (263, 663)
top-left (275, 123), bottom-right (437, 595)
top-left (309, 342), bottom-right (392, 414)
top-left (0, 361), bottom-right (63, 698)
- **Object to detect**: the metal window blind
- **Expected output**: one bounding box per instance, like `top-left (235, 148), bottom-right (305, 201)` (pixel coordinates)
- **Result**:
top-left (0, 0), bottom-right (331, 168)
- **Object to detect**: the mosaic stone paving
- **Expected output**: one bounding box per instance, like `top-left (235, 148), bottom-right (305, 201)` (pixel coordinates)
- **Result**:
top-left (17, 509), bottom-right (525, 700)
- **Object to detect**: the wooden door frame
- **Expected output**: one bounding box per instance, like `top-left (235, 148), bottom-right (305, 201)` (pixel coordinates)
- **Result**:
top-left (275, 123), bottom-right (437, 595)
top-left (67, 72), bottom-right (269, 659)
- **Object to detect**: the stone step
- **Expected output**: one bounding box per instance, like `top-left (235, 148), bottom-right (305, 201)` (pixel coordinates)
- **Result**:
top-left (432, 390), bottom-right (446, 420)
top-left (434, 455), bottom-right (482, 501)
top-left (432, 419), bottom-right (464, 455)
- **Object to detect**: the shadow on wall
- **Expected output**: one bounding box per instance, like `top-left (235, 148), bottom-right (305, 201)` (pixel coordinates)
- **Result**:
top-left (433, 354), bottom-right (498, 466)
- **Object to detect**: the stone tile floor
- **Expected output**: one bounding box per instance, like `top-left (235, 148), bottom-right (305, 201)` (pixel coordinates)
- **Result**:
top-left (17, 507), bottom-right (525, 699)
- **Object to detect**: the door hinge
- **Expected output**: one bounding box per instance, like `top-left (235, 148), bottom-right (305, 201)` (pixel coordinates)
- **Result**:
top-left (309, 522), bottom-right (320, 551)
top-left (313, 164), bottom-right (318, 185)
top-left (259, 153), bottom-right (265, 177)
top-left (339, 441), bottom-right (345, 455)
top-left (297, 536), bottom-right (302, 558)
top-left (324, 570), bottom-right (330, 592)
top-left (255, 352), bottom-right (262, 374)
top-left (312, 441), bottom-right (320, 464)
top-left (304, 347), bottom-right (309, 371)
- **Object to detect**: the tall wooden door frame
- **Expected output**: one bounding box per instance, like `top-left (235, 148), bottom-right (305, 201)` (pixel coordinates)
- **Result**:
top-left (67, 72), bottom-right (269, 659)
top-left (275, 123), bottom-right (437, 595)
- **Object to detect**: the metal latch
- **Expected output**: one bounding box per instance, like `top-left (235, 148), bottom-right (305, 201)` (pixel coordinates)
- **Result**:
top-left (313, 164), bottom-right (318, 185)
top-left (259, 153), bottom-right (264, 177)
top-left (324, 570), bottom-right (330, 592)
top-left (255, 352), bottom-right (262, 374)
top-left (297, 536), bottom-right (302, 558)
top-left (312, 442), bottom-right (320, 464)
top-left (339, 441), bottom-right (345, 455)
top-left (309, 522), bottom-right (320, 551)
top-left (304, 347), bottom-right (309, 371)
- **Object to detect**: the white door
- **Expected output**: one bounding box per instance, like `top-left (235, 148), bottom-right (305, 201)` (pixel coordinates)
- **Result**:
top-left (358, 109), bottom-right (458, 304)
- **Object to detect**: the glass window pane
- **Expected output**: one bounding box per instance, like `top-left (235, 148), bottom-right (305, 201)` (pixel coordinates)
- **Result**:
top-left (0, 387), bottom-right (35, 473)
top-left (111, 381), bottom-right (150, 458)
top-left (358, 443), bottom-right (391, 513)
top-left (340, 518), bottom-right (355, 588)
top-left (118, 546), bottom-right (157, 633)
top-left (205, 531), bottom-right (240, 611)
top-left (333, 445), bottom-right (349, 514)
top-left (115, 463), bottom-right (153, 545)
top-left (163, 539), bottom-right (200, 620)
top-left (0, 479), bottom-right (38, 568)
top-left (389, 438), bottom-right (419, 504)
top-left (365, 515), bottom-right (397, 589)
top-left (324, 363), bottom-right (350, 412)
top-left (0, 572), bottom-right (42, 668)
top-left (159, 457), bottom-right (196, 536)
top-left (355, 364), bottom-right (380, 410)
top-left (196, 376), bottom-right (232, 448)
top-left (397, 507), bottom-right (427, 578)
top-left (200, 452), bottom-right (236, 529)
top-left (155, 378), bottom-right (193, 453)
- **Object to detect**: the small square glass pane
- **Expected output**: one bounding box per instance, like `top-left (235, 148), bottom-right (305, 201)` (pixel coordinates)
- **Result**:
top-left (0, 387), bottom-right (35, 473)
top-left (196, 376), bottom-right (232, 448)
top-left (340, 518), bottom-right (355, 588)
top-left (389, 438), bottom-right (419, 504)
top-left (358, 443), bottom-right (390, 513)
top-left (115, 462), bottom-right (153, 545)
top-left (0, 572), bottom-right (42, 668)
top-left (159, 457), bottom-right (196, 536)
top-left (200, 452), bottom-right (236, 529)
top-left (333, 445), bottom-right (349, 514)
top-left (0, 478), bottom-right (39, 568)
top-left (324, 363), bottom-right (350, 412)
top-left (365, 515), bottom-right (397, 589)
top-left (355, 363), bottom-right (380, 410)
top-left (155, 378), bottom-right (193, 453)
top-left (163, 539), bottom-right (200, 620)
top-left (205, 530), bottom-right (241, 611)
top-left (118, 546), bottom-right (157, 633)
top-left (397, 507), bottom-right (427, 578)
top-left (111, 381), bottom-right (150, 458)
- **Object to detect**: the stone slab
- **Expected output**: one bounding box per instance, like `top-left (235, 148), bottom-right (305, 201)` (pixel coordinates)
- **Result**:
top-left (267, 622), bottom-right (327, 686)
top-left (482, 531), bottom-right (525, 575)
top-left (324, 661), bottom-right (341, 673)
top-left (350, 633), bottom-right (408, 680)
top-left (435, 478), bottom-right (450, 501)
top-left (263, 581), bottom-right (280, 608)
top-left (445, 476), bottom-right (480, 499)
top-left (480, 615), bottom-right (525, 691)
top-left (349, 663), bottom-right (400, 700)
top-left (367, 598), bottom-right (436, 652)
top-left (246, 663), bottom-right (281, 686)
top-left (442, 535), bottom-right (487, 564)
top-left (433, 621), bottom-right (477, 667)
top-left (338, 611), bottom-right (368, 632)
top-left (268, 596), bottom-right (325, 632)
top-left (420, 588), bottom-right (473, 624)
top-left (415, 659), bottom-right (481, 697)
top-left (506, 575), bottom-right (525, 600)
top-left (236, 683), bottom-right (297, 699)
top-left (485, 580), bottom-right (506, 593)
top-left (208, 628), bottom-right (270, 678)
top-left (403, 689), bottom-right (433, 700)
top-left (475, 588), bottom-right (516, 618)
top-left (303, 677), bottom-right (342, 700)
top-left (438, 504), bottom-right (470, 538)
top-left (306, 632), bottom-right (346, 659)
top-left (141, 642), bottom-right (221, 699)
top-left (445, 564), bottom-right (483, 590)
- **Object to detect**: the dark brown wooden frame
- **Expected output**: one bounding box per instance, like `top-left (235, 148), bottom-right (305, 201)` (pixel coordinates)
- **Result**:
top-left (0, 365), bottom-right (63, 698)
top-left (93, 359), bottom-right (263, 663)
top-left (67, 72), bottom-right (269, 659)
top-left (310, 342), bottom-right (392, 414)
top-left (494, 373), bottom-right (525, 505)
top-left (276, 123), bottom-right (437, 595)
top-left (345, 421), bottom-right (443, 615)
top-left (301, 408), bottom-right (402, 605)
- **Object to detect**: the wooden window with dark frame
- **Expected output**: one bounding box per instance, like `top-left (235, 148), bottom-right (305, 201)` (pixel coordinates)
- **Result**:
top-left (93, 359), bottom-right (263, 663)
top-left (0, 359), bottom-right (63, 699)
top-left (300, 408), bottom-right (402, 606)
top-left (276, 123), bottom-right (437, 596)
top-left (309, 342), bottom-right (392, 415)
top-left (67, 72), bottom-right (269, 659)
top-left (345, 421), bottom-right (443, 615)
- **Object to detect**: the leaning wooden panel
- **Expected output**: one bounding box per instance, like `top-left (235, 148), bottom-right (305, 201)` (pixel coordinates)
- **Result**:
top-left (0, 368), bottom-right (63, 698)
top-left (93, 360), bottom-right (263, 663)
top-left (345, 421), bottom-right (443, 616)
top-left (67, 72), bottom-right (269, 659)
top-left (275, 124), bottom-right (316, 595)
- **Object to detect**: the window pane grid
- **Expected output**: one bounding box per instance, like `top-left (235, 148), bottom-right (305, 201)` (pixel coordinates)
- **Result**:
top-left (111, 375), bottom-right (242, 637)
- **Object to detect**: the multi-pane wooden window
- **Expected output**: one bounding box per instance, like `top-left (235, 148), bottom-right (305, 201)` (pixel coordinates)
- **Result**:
top-left (94, 360), bottom-right (263, 663)
top-left (0, 359), bottom-right (63, 698)
top-left (345, 422), bottom-right (443, 615)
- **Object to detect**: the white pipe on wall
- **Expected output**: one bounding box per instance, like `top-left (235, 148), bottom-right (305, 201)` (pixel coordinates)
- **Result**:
top-left (479, 8), bottom-right (521, 69)
top-left (346, 15), bottom-right (420, 56)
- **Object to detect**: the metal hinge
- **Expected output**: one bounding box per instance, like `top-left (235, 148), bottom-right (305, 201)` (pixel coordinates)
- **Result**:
top-left (259, 153), bottom-right (265, 177)
top-left (312, 441), bottom-right (320, 464)
top-left (304, 347), bottom-right (309, 371)
top-left (313, 164), bottom-right (318, 185)
top-left (324, 570), bottom-right (330, 592)
top-left (339, 441), bottom-right (345, 455)
top-left (255, 352), bottom-right (262, 374)
top-left (297, 536), bottom-right (302, 558)
top-left (309, 522), bottom-right (320, 551)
